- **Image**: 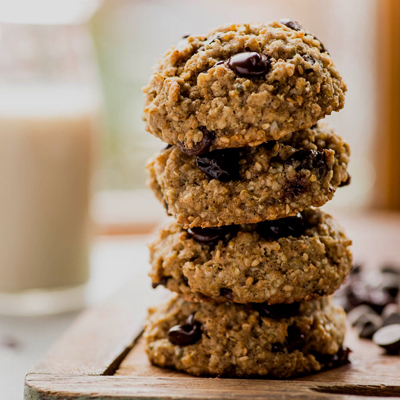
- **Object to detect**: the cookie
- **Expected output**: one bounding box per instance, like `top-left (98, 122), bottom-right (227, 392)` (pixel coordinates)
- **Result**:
top-left (143, 21), bottom-right (346, 153)
top-left (147, 123), bottom-right (350, 228)
top-left (145, 294), bottom-right (348, 378)
top-left (149, 209), bottom-right (352, 304)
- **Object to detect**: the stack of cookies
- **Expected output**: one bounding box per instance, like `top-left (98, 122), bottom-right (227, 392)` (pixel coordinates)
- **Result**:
top-left (142, 21), bottom-right (353, 378)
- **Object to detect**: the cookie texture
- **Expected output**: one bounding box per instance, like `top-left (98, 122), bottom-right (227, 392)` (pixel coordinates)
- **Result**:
top-left (145, 294), bottom-right (347, 377)
top-left (149, 209), bottom-right (352, 304)
top-left (143, 21), bottom-right (346, 152)
top-left (147, 123), bottom-right (350, 228)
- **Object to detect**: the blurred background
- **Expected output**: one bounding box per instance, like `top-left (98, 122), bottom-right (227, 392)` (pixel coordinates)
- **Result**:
top-left (1, 0), bottom-right (400, 398)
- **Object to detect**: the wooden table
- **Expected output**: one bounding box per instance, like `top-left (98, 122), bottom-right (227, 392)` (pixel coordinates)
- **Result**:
top-left (24, 211), bottom-right (400, 400)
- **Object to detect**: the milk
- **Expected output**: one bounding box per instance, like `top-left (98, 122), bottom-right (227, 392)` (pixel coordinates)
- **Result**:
top-left (0, 84), bottom-right (97, 313)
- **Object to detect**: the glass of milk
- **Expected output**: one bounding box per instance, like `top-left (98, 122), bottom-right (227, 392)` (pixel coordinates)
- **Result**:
top-left (0, 1), bottom-right (102, 315)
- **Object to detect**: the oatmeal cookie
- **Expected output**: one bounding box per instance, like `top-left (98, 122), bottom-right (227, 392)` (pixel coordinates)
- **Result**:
top-left (145, 294), bottom-right (348, 377)
top-left (147, 123), bottom-right (350, 228)
top-left (149, 209), bottom-right (352, 304)
top-left (143, 21), bottom-right (346, 153)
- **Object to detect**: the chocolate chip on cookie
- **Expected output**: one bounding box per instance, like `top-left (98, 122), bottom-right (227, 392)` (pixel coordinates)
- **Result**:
top-left (187, 226), bottom-right (232, 245)
top-left (280, 19), bottom-right (303, 31)
top-left (257, 213), bottom-right (305, 240)
top-left (227, 52), bottom-right (271, 78)
top-left (196, 148), bottom-right (241, 181)
top-left (178, 127), bottom-right (214, 156)
top-left (168, 313), bottom-right (202, 346)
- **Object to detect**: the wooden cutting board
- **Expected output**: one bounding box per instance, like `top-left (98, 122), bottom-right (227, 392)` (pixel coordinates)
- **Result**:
top-left (24, 211), bottom-right (400, 400)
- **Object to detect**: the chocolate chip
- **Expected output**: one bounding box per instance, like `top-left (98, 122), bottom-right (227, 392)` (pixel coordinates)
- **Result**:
top-left (347, 281), bottom-right (394, 314)
top-left (271, 342), bottom-right (285, 353)
top-left (198, 33), bottom-right (222, 51)
top-left (162, 200), bottom-right (170, 215)
top-left (283, 176), bottom-right (309, 199)
top-left (164, 144), bottom-right (173, 150)
top-left (383, 313), bottom-right (400, 327)
top-left (187, 225), bottom-right (233, 245)
top-left (182, 276), bottom-right (189, 286)
top-left (339, 174), bottom-right (351, 188)
top-left (347, 305), bottom-right (378, 327)
top-left (286, 149), bottom-right (329, 178)
top-left (227, 52), bottom-right (271, 78)
top-left (168, 313), bottom-right (202, 346)
top-left (356, 314), bottom-right (382, 339)
top-left (286, 324), bottom-right (306, 352)
top-left (302, 54), bottom-right (317, 73)
top-left (220, 288), bottom-right (234, 301)
top-left (264, 140), bottom-right (277, 151)
top-left (280, 19), bottom-right (303, 31)
top-left (256, 302), bottom-right (300, 319)
top-left (196, 148), bottom-right (241, 181)
top-left (373, 324), bottom-right (400, 355)
top-left (257, 213), bottom-right (305, 241)
top-left (313, 347), bottom-right (351, 368)
top-left (382, 304), bottom-right (399, 320)
top-left (152, 276), bottom-right (170, 289)
top-left (306, 31), bottom-right (329, 53)
top-left (381, 265), bottom-right (400, 275)
top-left (182, 33), bottom-right (190, 39)
top-left (350, 264), bottom-right (362, 275)
top-left (178, 127), bottom-right (214, 156)
top-left (382, 281), bottom-right (399, 300)
top-left (215, 60), bottom-right (224, 66)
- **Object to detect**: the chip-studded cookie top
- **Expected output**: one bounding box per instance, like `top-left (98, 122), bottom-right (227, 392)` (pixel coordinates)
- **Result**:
top-left (143, 21), bottom-right (346, 153)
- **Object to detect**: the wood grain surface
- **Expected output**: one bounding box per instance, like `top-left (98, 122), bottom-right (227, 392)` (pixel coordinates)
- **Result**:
top-left (25, 211), bottom-right (400, 400)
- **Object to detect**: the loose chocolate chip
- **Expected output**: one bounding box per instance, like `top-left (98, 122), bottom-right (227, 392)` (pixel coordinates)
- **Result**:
top-left (339, 174), bottom-right (351, 188)
top-left (350, 264), bottom-right (362, 275)
top-left (280, 19), bottom-right (303, 31)
top-left (256, 302), bottom-right (300, 319)
top-left (182, 33), bottom-right (190, 39)
top-left (286, 149), bottom-right (329, 177)
top-left (382, 281), bottom-right (399, 300)
top-left (196, 148), bottom-right (241, 181)
top-left (152, 276), bottom-right (170, 289)
top-left (381, 265), bottom-right (400, 275)
top-left (382, 304), bottom-right (399, 320)
top-left (286, 324), bottom-right (306, 352)
top-left (373, 324), bottom-right (400, 355)
top-left (257, 213), bottom-right (305, 241)
top-left (356, 314), bottom-right (382, 339)
top-left (347, 305), bottom-right (378, 327)
top-left (383, 313), bottom-right (400, 327)
top-left (220, 288), bottom-right (234, 301)
top-left (227, 52), bottom-right (271, 78)
top-left (347, 281), bottom-right (394, 314)
top-left (178, 127), bottom-right (214, 156)
top-left (313, 347), bottom-right (351, 368)
top-left (214, 60), bottom-right (224, 66)
top-left (168, 313), bottom-right (202, 346)
top-left (187, 225), bottom-right (232, 245)
top-left (271, 342), bottom-right (285, 353)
